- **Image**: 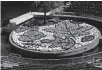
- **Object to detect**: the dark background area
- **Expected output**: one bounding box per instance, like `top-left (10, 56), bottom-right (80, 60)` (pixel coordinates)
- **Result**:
top-left (1, 1), bottom-right (31, 22)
